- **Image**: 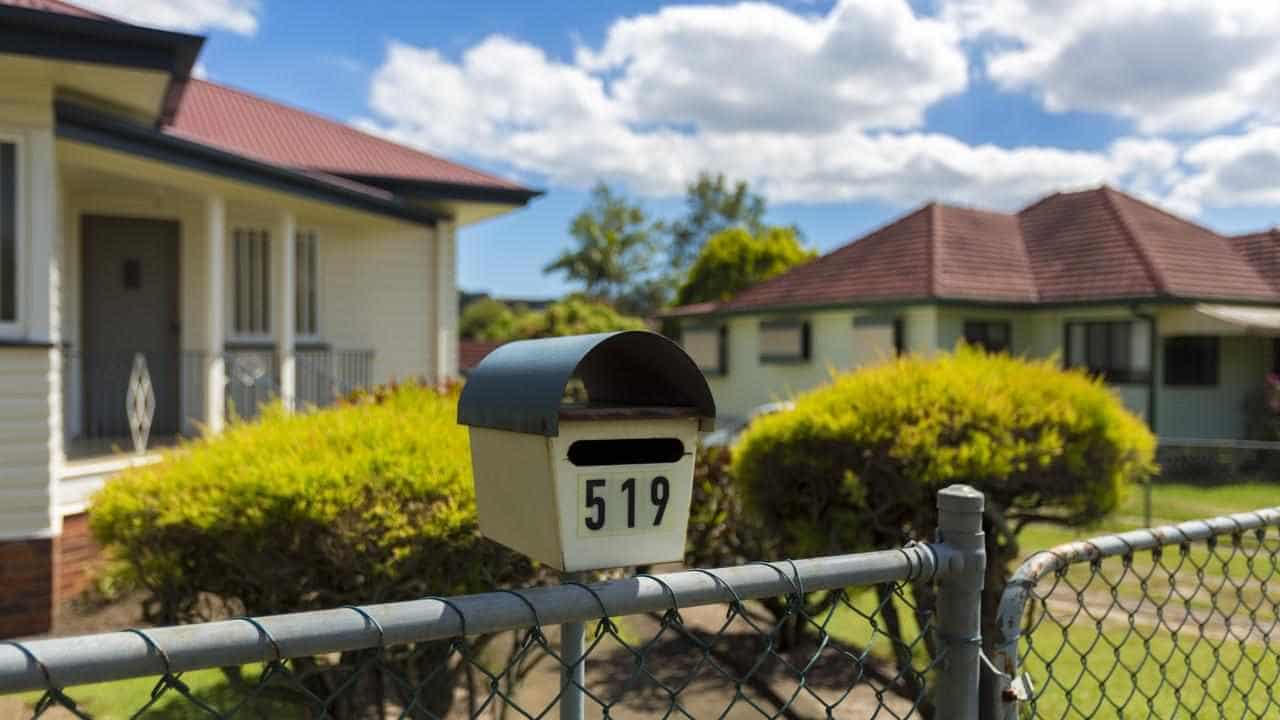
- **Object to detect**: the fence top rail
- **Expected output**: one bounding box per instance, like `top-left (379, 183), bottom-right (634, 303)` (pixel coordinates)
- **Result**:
top-left (0, 543), bottom-right (943, 695)
top-left (1007, 506), bottom-right (1280, 587)
top-left (989, 504), bottom-right (1280, 672)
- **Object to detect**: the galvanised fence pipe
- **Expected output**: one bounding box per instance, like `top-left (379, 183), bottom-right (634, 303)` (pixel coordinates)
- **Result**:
top-left (933, 484), bottom-right (987, 720)
top-left (0, 544), bottom-right (944, 695)
top-left (989, 505), bottom-right (1280, 720)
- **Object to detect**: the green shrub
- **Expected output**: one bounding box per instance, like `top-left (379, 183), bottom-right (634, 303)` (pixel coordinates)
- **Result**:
top-left (732, 346), bottom-right (1157, 681)
top-left (91, 383), bottom-right (536, 717)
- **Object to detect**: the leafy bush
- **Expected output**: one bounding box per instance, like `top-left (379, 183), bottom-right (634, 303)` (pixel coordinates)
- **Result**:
top-left (732, 346), bottom-right (1157, 670)
top-left (460, 295), bottom-right (646, 343)
top-left (91, 383), bottom-right (536, 717)
top-left (675, 226), bottom-right (816, 305)
top-left (460, 296), bottom-right (519, 341)
top-left (511, 295), bottom-right (647, 339)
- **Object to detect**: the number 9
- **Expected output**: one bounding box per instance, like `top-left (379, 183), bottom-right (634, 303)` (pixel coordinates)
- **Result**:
top-left (651, 476), bottom-right (669, 526)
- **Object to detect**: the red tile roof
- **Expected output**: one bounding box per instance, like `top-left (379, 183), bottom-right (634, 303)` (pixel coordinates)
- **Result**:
top-left (676, 187), bottom-right (1280, 316)
top-left (459, 340), bottom-right (503, 372)
top-left (167, 80), bottom-right (529, 193)
top-left (1233, 229), bottom-right (1280, 294)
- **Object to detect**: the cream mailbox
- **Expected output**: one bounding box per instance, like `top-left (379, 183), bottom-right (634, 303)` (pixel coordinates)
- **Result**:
top-left (458, 331), bottom-right (716, 572)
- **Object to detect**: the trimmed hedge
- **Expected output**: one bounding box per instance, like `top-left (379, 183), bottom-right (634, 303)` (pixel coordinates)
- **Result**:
top-left (731, 346), bottom-right (1157, 667)
top-left (734, 347), bottom-right (1156, 553)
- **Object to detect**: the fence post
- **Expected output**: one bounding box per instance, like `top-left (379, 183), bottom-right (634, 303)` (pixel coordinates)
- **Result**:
top-left (934, 484), bottom-right (986, 720)
top-left (560, 571), bottom-right (587, 720)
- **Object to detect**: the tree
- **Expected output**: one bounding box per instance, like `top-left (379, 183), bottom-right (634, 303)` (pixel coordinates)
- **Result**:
top-left (459, 297), bottom-right (518, 341)
top-left (731, 348), bottom-right (1156, 714)
top-left (675, 226), bottom-right (816, 305)
top-left (663, 172), bottom-right (768, 272)
top-left (544, 182), bottom-right (655, 304)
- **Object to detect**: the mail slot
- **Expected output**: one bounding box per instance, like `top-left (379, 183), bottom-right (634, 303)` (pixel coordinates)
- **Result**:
top-left (457, 331), bottom-right (716, 571)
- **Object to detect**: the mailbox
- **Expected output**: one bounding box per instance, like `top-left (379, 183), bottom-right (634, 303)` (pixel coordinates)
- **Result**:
top-left (458, 331), bottom-right (716, 572)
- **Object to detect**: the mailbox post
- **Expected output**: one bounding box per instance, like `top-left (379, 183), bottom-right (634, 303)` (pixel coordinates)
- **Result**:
top-left (458, 331), bottom-right (716, 718)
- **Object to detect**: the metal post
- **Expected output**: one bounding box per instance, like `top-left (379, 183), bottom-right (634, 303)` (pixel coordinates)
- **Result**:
top-left (560, 571), bottom-right (587, 720)
top-left (934, 484), bottom-right (986, 720)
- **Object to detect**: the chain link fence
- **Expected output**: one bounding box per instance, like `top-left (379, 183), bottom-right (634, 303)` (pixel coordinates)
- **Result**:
top-left (991, 507), bottom-right (1280, 719)
top-left (4, 488), bottom-right (1278, 719)
top-left (0, 509), bottom-right (976, 720)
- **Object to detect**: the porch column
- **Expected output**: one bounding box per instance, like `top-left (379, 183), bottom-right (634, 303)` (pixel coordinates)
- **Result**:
top-left (433, 220), bottom-right (458, 382)
top-left (274, 210), bottom-right (296, 410)
top-left (203, 194), bottom-right (226, 434)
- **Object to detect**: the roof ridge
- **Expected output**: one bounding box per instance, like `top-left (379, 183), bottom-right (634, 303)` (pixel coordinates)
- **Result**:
top-left (1099, 186), bottom-right (1168, 295)
top-left (1105, 184), bottom-right (1226, 239)
top-left (180, 79), bottom-right (524, 189)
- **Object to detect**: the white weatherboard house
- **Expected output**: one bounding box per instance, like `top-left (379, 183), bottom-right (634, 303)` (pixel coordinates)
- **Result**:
top-left (0, 0), bottom-right (538, 636)
top-left (667, 187), bottom-right (1280, 442)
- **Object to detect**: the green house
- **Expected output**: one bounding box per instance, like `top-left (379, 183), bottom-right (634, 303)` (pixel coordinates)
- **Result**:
top-left (665, 187), bottom-right (1280, 442)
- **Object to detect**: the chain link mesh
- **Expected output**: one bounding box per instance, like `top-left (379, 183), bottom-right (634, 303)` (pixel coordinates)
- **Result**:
top-left (1013, 521), bottom-right (1280, 719)
top-left (5, 579), bottom-right (944, 719)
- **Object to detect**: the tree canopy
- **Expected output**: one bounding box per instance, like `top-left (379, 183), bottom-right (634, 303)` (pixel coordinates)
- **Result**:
top-left (543, 182), bottom-right (655, 305)
top-left (675, 226), bottom-right (816, 305)
top-left (663, 172), bottom-right (768, 271)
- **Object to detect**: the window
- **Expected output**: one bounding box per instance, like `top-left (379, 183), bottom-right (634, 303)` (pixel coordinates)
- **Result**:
top-left (233, 228), bottom-right (270, 336)
top-left (1, 141), bottom-right (17, 326)
top-left (851, 315), bottom-right (902, 366)
top-left (963, 320), bottom-right (1011, 353)
top-left (295, 231), bottom-right (318, 336)
top-left (682, 325), bottom-right (726, 375)
top-left (1164, 336), bottom-right (1219, 386)
top-left (1065, 319), bottom-right (1152, 383)
top-left (759, 319), bottom-right (809, 363)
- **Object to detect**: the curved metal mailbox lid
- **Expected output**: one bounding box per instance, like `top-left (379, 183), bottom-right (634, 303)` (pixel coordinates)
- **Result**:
top-left (457, 330), bottom-right (716, 436)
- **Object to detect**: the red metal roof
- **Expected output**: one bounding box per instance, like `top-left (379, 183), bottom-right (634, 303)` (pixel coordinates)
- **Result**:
top-left (1, 0), bottom-right (112, 20)
top-left (167, 80), bottom-right (529, 193)
top-left (3, 0), bottom-right (533, 199)
top-left (677, 187), bottom-right (1280, 315)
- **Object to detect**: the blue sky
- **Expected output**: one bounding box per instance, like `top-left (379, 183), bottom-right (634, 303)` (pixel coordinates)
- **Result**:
top-left (86, 0), bottom-right (1280, 297)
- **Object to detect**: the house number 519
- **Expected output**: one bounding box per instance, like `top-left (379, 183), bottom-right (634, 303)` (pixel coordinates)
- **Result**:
top-left (583, 476), bottom-right (670, 532)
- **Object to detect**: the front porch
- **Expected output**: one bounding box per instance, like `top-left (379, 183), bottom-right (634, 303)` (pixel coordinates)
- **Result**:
top-left (52, 143), bottom-right (428, 487)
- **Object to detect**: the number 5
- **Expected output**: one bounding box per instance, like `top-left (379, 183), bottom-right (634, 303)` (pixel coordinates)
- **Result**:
top-left (584, 478), bottom-right (606, 530)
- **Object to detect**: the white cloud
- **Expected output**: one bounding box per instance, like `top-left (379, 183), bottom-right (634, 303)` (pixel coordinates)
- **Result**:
top-left (74, 0), bottom-right (259, 35)
top-left (359, 1), bottom-right (1183, 210)
top-left (576, 0), bottom-right (967, 132)
top-left (944, 0), bottom-right (1280, 133)
top-left (1166, 126), bottom-right (1280, 214)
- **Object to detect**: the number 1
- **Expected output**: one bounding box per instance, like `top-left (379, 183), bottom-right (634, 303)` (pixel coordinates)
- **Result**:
top-left (621, 478), bottom-right (636, 528)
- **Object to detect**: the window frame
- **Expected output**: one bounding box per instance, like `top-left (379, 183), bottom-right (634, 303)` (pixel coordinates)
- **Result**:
top-left (1163, 335), bottom-right (1219, 387)
top-left (231, 227), bottom-right (272, 341)
top-left (1063, 319), bottom-right (1152, 384)
top-left (681, 323), bottom-right (728, 376)
top-left (295, 230), bottom-right (320, 339)
top-left (0, 133), bottom-right (24, 337)
top-left (963, 320), bottom-right (1012, 353)
top-left (758, 318), bottom-right (811, 365)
